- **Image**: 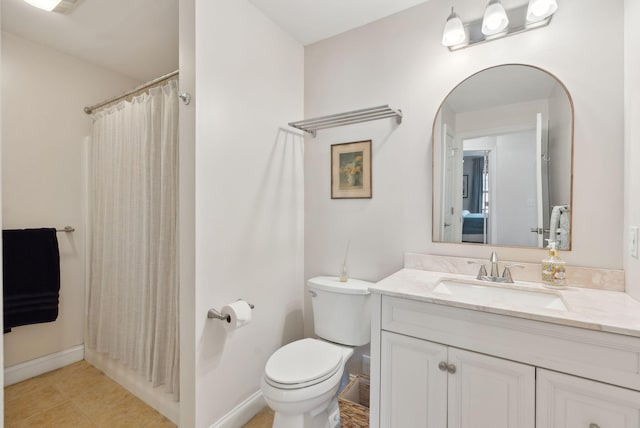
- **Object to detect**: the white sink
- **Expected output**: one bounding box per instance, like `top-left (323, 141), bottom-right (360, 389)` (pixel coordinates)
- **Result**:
top-left (433, 280), bottom-right (568, 311)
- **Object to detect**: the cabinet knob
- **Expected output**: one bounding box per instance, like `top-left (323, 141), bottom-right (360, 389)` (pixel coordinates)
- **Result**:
top-left (438, 361), bottom-right (448, 372)
top-left (447, 363), bottom-right (457, 374)
top-left (589, 424), bottom-right (600, 428)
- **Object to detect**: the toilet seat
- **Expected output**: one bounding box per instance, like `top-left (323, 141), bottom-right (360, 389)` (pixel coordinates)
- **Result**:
top-left (264, 339), bottom-right (343, 390)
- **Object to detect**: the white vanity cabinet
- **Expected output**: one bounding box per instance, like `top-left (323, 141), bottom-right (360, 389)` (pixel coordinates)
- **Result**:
top-left (537, 369), bottom-right (640, 428)
top-left (370, 294), bottom-right (640, 428)
top-left (380, 330), bottom-right (535, 428)
top-left (379, 331), bottom-right (447, 427)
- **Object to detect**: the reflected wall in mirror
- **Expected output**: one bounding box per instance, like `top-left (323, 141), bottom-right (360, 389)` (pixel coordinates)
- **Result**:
top-left (433, 64), bottom-right (573, 249)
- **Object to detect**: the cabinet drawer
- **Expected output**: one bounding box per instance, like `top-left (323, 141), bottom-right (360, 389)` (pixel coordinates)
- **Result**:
top-left (381, 295), bottom-right (640, 390)
top-left (537, 369), bottom-right (640, 428)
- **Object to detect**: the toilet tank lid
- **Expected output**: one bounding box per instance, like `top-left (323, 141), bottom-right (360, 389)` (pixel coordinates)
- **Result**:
top-left (307, 276), bottom-right (372, 295)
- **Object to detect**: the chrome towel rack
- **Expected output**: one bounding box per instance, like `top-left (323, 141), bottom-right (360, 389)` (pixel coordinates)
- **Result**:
top-left (288, 105), bottom-right (402, 137)
top-left (56, 226), bottom-right (75, 233)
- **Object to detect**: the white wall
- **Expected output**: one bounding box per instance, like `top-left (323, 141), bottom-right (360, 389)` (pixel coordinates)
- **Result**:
top-left (624, 0), bottom-right (640, 300)
top-left (548, 83), bottom-right (572, 208)
top-left (0, 18), bottom-right (4, 421)
top-left (179, 0), bottom-right (196, 425)
top-left (304, 0), bottom-right (624, 332)
top-left (455, 99), bottom-right (548, 135)
top-left (1, 33), bottom-right (140, 367)
top-left (193, 0), bottom-right (304, 426)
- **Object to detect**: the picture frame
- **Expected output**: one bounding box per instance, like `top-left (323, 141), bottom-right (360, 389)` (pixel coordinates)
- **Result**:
top-left (331, 140), bottom-right (372, 199)
top-left (462, 175), bottom-right (469, 198)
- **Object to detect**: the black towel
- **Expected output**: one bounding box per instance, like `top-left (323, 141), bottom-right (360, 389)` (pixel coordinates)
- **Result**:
top-left (3, 228), bottom-right (61, 332)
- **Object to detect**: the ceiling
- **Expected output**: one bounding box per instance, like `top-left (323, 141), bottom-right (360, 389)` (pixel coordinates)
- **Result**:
top-left (248, 0), bottom-right (430, 46)
top-left (1, 0), bottom-right (428, 82)
top-left (1, 0), bottom-right (179, 82)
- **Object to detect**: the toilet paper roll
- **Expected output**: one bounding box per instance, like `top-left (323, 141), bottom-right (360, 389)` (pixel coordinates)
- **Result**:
top-left (221, 300), bottom-right (252, 329)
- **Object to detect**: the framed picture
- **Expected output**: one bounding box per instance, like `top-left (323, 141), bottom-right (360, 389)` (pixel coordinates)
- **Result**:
top-left (331, 140), bottom-right (372, 199)
top-left (462, 175), bottom-right (469, 198)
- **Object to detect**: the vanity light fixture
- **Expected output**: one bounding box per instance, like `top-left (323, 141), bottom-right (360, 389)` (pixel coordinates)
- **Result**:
top-left (481, 0), bottom-right (509, 36)
top-left (23, 0), bottom-right (62, 11)
top-left (442, 0), bottom-right (558, 51)
top-left (442, 7), bottom-right (467, 47)
top-left (22, 0), bottom-right (82, 13)
top-left (526, 0), bottom-right (558, 23)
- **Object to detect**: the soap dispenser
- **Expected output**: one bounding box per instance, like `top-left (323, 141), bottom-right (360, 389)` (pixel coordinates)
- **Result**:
top-left (542, 240), bottom-right (567, 288)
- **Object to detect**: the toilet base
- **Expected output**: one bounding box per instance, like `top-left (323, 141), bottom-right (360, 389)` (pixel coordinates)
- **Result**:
top-left (272, 398), bottom-right (340, 428)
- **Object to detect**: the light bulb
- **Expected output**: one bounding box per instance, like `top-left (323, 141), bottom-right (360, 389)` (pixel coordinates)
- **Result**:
top-left (481, 0), bottom-right (509, 36)
top-left (442, 8), bottom-right (467, 47)
top-left (22, 0), bottom-right (63, 11)
top-left (526, 0), bottom-right (558, 23)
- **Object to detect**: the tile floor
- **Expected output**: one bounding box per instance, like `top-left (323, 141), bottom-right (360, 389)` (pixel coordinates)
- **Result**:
top-left (4, 360), bottom-right (176, 428)
top-left (243, 407), bottom-right (274, 428)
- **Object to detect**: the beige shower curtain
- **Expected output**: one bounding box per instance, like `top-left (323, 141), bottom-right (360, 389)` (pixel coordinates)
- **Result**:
top-left (87, 79), bottom-right (179, 399)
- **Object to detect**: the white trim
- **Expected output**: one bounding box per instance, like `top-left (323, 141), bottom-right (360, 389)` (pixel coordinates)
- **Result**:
top-left (84, 348), bottom-right (180, 424)
top-left (4, 345), bottom-right (84, 386)
top-left (82, 136), bottom-right (91, 332)
top-left (210, 390), bottom-right (266, 428)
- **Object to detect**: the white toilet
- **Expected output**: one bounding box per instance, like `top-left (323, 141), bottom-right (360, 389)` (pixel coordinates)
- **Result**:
top-left (261, 276), bottom-right (372, 428)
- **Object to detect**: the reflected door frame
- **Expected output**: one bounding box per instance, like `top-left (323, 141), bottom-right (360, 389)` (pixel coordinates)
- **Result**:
top-left (461, 137), bottom-right (497, 245)
top-left (442, 124), bottom-right (463, 242)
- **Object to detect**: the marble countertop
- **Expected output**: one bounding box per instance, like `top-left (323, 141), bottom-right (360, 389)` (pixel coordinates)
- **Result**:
top-left (371, 268), bottom-right (640, 338)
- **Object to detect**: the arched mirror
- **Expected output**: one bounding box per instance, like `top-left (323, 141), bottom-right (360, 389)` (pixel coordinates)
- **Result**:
top-left (433, 64), bottom-right (573, 249)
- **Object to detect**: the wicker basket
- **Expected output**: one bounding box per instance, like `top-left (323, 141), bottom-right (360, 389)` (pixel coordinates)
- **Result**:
top-left (338, 375), bottom-right (370, 427)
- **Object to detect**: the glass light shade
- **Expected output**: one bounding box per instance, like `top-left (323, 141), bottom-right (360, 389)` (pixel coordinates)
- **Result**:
top-left (526, 0), bottom-right (558, 23)
top-left (442, 9), bottom-right (467, 47)
top-left (481, 0), bottom-right (509, 36)
top-left (22, 0), bottom-right (63, 11)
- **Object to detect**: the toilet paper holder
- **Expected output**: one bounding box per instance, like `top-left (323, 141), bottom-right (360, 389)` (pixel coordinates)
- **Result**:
top-left (207, 300), bottom-right (255, 322)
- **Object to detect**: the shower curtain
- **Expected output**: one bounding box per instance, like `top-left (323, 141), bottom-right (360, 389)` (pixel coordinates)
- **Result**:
top-left (87, 79), bottom-right (179, 399)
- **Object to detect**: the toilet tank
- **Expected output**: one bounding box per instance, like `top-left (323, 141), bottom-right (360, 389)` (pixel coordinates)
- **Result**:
top-left (308, 276), bottom-right (372, 347)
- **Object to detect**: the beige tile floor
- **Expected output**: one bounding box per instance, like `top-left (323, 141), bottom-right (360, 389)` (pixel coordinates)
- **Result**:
top-left (4, 360), bottom-right (176, 428)
top-left (243, 407), bottom-right (274, 428)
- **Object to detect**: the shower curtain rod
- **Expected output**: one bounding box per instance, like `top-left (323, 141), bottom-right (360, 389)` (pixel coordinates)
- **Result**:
top-left (83, 70), bottom-right (179, 115)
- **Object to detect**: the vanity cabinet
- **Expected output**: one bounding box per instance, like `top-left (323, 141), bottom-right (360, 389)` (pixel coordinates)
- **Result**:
top-left (380, 331), bottom-right (535, 428)
top-left (537, 369), bottom-right (640, 428)
top-left (370, 294), bottom-right (640, 428)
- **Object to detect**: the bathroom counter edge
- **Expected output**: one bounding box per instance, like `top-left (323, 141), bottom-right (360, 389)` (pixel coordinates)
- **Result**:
top-left (370, 268), bottom-right (640, 338)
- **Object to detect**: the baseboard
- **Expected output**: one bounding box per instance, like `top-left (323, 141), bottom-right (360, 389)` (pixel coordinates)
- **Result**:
top-left (4, 345), bottom-right (85, 387)
top-left (84, 348), bottom-right (180, 425)
top-left (211, 390), bottom-right (266, 428)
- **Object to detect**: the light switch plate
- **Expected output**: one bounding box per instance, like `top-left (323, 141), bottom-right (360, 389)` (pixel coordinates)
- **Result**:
top-left (631, 226), bottom-right (639, 258)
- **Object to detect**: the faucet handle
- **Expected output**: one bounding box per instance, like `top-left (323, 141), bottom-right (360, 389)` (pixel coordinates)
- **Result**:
top-left (467, 261), bottom-right (488, 280)
top-left (502, 264), bottom-right (525, 283)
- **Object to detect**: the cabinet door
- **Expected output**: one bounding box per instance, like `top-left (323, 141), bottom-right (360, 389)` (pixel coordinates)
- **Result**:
top-left (448, 347), bottom-right (535, 428)
top-left (537, 369), bottom-right (640, 428)
top-left (380, 331), bottom-right (447, 428)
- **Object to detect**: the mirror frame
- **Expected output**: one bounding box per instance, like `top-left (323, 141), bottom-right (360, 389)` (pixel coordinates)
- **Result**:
top-left (432, 63), bottom-right (575, 250)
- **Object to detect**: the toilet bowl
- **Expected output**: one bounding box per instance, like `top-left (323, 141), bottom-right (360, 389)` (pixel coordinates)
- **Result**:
top-left (261, 338), bottom-right (353, 428)
top-left (261, 276), bottom-right (372, 428)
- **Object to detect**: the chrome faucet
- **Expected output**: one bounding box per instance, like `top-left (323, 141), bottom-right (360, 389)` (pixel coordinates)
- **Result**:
top-left (489, 251), bottom-right (499, 278)
top-left (468, 252), bottom-right (524, 283)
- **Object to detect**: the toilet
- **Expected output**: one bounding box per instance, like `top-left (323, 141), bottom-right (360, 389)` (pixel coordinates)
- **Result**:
top-left (261, 276), bottom-right (372, 428)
